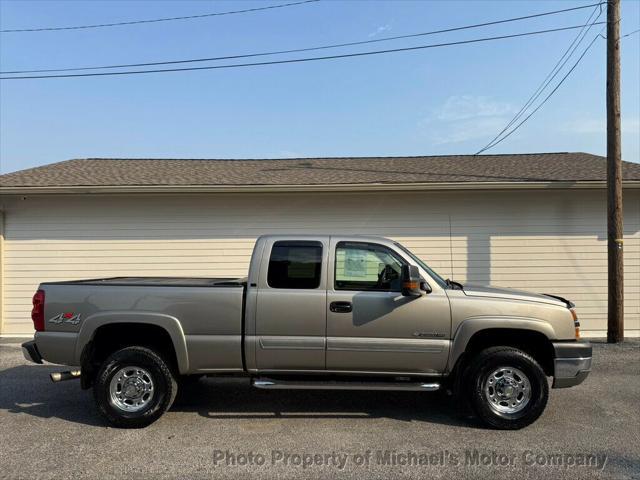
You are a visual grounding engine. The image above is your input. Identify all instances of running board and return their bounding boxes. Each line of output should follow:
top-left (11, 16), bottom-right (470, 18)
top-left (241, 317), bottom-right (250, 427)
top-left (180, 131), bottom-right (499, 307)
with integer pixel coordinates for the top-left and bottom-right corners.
top-left (252, 378), bottom-right (440, 391)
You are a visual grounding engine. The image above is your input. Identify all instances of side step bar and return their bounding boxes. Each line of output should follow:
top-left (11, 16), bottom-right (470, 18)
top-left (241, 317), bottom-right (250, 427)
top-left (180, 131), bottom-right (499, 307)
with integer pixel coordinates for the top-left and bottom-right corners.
top-left (252, 378), bottom-right (440, 392)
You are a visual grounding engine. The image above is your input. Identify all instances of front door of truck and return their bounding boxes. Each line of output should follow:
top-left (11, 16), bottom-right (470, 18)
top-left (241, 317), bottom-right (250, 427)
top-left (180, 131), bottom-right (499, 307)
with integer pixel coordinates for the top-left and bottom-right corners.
top-left (254, 237), bottom-right (328, 371)
top-left (325, 239), bottom-right (451, 374)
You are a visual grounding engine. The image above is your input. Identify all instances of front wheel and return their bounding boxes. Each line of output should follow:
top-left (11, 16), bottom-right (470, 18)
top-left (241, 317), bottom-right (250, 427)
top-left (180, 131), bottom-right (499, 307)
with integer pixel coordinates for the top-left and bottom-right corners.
top-left (93, 346), bottom-right (178, 428)
top-left (467, 347), bottom-right (549, 430)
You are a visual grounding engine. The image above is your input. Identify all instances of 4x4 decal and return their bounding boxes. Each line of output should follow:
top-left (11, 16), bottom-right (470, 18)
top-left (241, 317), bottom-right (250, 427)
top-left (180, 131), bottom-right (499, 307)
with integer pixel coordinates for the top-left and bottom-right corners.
top-left (48, 312), bottom-right (82, 325)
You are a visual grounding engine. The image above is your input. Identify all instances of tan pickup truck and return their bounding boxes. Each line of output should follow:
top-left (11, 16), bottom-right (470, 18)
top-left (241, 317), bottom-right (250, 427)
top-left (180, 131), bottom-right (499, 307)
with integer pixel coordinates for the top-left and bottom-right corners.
top-left (22, 234), bottom-right (591, 429)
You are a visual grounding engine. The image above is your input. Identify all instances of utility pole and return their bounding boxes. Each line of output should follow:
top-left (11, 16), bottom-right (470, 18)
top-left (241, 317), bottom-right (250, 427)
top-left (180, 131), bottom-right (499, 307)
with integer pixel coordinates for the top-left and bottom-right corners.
top-left (607, 0), bottom-right (623, 343)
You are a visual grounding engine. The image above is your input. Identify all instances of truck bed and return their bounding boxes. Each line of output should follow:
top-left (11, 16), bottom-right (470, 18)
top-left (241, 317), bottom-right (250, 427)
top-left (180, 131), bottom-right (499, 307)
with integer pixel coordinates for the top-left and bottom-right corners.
top-left (36, 276), bottom-right (247, 372)
top-left (42, 277), bottom-right (247, 287)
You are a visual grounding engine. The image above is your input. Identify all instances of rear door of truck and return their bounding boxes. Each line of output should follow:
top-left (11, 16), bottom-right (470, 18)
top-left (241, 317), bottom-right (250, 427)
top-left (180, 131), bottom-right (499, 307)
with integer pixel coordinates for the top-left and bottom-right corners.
top-left (252, 236), bottom-right (329, 371)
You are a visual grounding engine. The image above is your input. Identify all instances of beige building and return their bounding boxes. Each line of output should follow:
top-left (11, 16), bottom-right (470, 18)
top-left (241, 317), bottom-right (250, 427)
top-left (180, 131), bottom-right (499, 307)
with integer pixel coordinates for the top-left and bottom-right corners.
top-left (0, 153), bottom-right (639, 337)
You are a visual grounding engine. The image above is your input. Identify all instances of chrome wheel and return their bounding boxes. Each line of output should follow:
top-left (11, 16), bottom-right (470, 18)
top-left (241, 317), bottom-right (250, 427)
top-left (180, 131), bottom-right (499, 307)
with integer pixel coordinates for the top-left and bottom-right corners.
top-left (484, 366), bottom-right (531, 415)
top-left (109, 366), bottom-right (155, 412)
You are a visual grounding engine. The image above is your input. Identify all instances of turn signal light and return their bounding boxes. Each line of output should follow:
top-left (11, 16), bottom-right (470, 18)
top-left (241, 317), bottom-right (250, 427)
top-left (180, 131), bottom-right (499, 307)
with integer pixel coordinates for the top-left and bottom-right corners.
top-left (570, 308), bottom-right (580, 338)
top-left (403, 281), bottom-right (420, 290)
top-left (31, 289), bottom-right (45, 332)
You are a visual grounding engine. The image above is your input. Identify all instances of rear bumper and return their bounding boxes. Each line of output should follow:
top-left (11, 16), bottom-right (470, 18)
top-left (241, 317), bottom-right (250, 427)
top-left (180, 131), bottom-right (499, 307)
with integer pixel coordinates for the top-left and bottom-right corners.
top-left (552, 341), bottom-right (592, 388)
top-left (21, 340), bottom-right (43, 364)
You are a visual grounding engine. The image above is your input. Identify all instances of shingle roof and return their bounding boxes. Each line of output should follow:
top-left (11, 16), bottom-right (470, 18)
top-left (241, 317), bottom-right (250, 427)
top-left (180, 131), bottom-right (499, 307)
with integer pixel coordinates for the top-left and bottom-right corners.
top-left (1, 153), bottom-right (639, 190)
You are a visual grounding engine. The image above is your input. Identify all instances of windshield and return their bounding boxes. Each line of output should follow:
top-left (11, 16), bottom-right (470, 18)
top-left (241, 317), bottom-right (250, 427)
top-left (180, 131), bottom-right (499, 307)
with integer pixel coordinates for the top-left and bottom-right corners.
top-left (394, 242), bottom-right (449, 289)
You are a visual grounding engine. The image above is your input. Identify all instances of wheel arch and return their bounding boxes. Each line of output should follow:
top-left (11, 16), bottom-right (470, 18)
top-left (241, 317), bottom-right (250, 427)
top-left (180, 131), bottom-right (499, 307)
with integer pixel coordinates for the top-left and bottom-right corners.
top-left (76, 312), bottom-right (189, 382)
top-left (448, 319), bottom-right (556, 377)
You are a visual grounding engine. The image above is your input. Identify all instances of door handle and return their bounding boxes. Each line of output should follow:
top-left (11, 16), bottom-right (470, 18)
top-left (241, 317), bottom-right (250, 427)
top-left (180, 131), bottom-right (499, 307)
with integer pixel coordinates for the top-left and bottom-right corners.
top-left (330, 301), bottom-right (353, 313)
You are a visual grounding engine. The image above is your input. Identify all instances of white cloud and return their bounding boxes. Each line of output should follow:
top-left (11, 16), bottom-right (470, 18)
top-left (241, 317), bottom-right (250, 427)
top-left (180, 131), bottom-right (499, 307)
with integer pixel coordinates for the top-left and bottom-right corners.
top-left (561, 117), bottom-right (640, 135)
top-left (368, 24), bottom-right (391, 38)
top-left (435, 95), bottom-right (515, 121)
top-left (422, 95), bottom-right (516, 145)
top-left (430, 117), bottom-right (513, 145)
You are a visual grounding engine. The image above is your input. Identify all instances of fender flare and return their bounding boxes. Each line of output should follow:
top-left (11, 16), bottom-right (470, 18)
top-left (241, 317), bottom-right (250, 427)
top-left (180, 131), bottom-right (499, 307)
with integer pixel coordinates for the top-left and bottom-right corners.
top-left (75, 311), bottom-right (189, 374)
top-left (447, 316), bottom-right (557, 372)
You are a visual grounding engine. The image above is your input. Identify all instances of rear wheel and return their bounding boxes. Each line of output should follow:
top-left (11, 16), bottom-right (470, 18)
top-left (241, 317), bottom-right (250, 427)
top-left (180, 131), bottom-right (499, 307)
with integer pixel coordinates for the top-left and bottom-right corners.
top-left (467, 346), bottom-right (548, 430)
top-left (93, 346), bottom-right (178, 428)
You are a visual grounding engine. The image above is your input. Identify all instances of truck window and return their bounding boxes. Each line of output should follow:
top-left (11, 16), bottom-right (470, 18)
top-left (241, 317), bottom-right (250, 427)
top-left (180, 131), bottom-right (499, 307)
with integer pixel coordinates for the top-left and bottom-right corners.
top-left (267, 241), bottom-right (323, 289)
top-left (335, 242), bottom-right (405, 291)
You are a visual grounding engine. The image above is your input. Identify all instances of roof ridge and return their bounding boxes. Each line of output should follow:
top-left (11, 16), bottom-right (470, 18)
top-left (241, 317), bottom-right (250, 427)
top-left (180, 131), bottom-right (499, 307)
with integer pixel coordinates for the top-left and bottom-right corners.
top-left (76, 152), bottom-right (582, 162)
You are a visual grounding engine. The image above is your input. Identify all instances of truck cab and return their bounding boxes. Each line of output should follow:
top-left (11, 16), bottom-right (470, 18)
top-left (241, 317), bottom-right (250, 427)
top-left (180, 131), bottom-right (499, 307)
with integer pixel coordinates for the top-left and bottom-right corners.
top-left (244, 235), bottom-right (451, 375)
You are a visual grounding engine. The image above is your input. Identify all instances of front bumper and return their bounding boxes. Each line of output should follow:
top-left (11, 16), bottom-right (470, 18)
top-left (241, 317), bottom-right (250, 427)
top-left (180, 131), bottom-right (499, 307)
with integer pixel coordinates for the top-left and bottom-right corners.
top-left (552, 341), bottom-right (592, 388)
top-left (21, 340), bottom-right (43, 364)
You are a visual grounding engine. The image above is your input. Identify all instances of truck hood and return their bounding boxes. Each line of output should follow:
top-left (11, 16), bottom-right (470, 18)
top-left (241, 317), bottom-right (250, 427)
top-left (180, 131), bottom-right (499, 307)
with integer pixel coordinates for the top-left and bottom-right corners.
top-left (462, 284), bottom-right (568, 308)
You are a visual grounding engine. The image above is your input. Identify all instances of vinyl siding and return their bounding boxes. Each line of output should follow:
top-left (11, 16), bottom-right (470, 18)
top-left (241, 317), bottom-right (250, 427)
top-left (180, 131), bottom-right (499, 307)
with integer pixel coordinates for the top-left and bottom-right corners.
top-left (1, 189), bottom-right (638, 336)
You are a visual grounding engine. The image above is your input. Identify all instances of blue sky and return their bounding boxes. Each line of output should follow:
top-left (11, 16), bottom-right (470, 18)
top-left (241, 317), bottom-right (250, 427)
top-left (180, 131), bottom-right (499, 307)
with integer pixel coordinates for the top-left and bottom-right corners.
top-left (0, 0), bottom-right (638, 174)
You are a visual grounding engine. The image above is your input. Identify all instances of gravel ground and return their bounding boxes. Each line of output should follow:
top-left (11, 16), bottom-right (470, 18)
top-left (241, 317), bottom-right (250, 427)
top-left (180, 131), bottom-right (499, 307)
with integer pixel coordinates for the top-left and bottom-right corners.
top-left (0, 338), bottom-right (638, 480)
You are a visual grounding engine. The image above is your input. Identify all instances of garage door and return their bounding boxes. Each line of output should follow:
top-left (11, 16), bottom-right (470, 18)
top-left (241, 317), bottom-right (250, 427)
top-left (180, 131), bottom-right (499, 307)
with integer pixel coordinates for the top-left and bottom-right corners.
top-left (1, 189), bottom-right (638, 336)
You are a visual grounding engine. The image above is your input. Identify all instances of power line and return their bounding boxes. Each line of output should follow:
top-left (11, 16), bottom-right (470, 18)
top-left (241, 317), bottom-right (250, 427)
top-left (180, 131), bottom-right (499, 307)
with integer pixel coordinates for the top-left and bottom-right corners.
top-left (475, 23), bottom-right (639, 154)
top-left (0, 23), bottom-right (606, 80)
top-left (0, 2), bottom-right (604, 75)
top-left (0, 0), bottom-right (319, 33)
top-left (475, 4), bottom-right (603, 154)
top-left (474, 29), bottom-right (603, 154)
top-left (621, 28), bottom-right (639, 38)
top-left (476, 5), bottom-right (601, 154)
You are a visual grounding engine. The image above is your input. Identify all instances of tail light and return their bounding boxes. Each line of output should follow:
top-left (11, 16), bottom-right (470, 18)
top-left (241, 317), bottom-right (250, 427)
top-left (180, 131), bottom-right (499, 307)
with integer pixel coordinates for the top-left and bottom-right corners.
top-left (31, 289), bottom-right (45, 332)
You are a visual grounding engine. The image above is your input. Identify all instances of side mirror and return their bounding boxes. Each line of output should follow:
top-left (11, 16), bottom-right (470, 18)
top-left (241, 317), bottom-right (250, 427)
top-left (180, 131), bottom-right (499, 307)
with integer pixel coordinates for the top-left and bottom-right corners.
top-left (401, 265), bottom-right (423, 297)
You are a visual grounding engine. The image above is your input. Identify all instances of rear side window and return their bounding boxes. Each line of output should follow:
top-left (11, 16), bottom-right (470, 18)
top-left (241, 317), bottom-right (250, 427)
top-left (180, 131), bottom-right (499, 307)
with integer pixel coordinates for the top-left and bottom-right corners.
top-left (267, 241), bottom-right (323, 289)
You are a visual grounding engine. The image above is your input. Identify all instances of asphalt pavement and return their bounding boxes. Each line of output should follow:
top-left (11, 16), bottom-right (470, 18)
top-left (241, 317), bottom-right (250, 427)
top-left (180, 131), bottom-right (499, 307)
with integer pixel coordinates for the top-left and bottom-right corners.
top-left (0, 338), bottom-right (638, 479)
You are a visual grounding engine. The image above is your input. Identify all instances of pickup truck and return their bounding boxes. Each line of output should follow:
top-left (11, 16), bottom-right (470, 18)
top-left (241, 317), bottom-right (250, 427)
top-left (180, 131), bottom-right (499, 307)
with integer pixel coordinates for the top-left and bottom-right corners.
top-left (21, 234), bottom-right (591, 429)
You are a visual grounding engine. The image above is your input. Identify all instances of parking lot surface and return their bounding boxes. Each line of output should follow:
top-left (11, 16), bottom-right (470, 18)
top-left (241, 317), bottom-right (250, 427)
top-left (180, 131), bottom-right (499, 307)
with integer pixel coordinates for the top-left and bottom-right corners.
top-left (0, 338), bottom-right (638, 479)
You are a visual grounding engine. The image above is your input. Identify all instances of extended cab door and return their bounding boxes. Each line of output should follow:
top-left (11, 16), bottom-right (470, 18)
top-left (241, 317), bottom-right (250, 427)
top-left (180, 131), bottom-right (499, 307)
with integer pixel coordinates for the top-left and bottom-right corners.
top-left (253, 237), bottom-right (329, 371)
top-left (326, 238), bottom-right (451, 374)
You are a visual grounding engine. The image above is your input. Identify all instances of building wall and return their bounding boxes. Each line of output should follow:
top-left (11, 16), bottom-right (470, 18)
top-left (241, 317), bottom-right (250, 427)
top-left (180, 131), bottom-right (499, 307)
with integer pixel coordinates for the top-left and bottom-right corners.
top-left (1, 189), bottom-right (638, 336)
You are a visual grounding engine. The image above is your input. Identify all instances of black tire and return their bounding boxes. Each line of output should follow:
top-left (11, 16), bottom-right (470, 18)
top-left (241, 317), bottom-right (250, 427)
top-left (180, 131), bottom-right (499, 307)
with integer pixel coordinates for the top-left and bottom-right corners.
top-left (93, 346), bottom-right (178, 428)
top-left (467, 346), bottom-right (549, 430)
